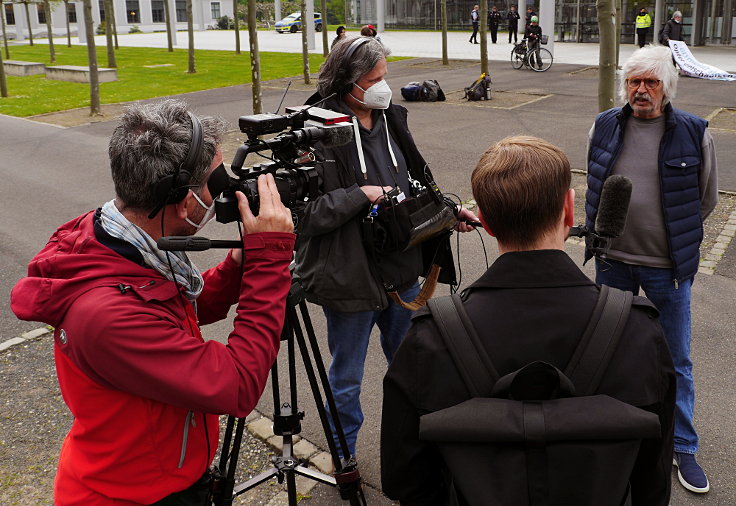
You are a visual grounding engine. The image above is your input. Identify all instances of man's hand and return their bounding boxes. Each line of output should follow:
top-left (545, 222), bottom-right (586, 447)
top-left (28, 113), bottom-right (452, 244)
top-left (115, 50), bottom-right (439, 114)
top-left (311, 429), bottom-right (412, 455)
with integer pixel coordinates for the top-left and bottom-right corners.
top-left (456, 207), bottom-right (481, 233)
top-left (361, 185), bottom-right (394, 204)
top-left (237, 174), bottom-right (294, 235)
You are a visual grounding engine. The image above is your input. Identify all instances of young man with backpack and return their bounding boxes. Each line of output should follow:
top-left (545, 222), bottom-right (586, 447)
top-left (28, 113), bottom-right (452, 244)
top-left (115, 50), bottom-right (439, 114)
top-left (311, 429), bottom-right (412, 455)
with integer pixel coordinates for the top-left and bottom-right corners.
top-left (381, 136), bottom-right (676, 506)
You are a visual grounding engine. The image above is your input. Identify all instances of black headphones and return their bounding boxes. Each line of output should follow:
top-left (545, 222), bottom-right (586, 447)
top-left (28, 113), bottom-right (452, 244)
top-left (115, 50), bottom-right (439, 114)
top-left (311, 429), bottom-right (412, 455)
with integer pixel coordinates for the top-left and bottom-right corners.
top-left (337, 37), bottom-right (373, 95)
top-left (148, 112), bottom-right (203, 219)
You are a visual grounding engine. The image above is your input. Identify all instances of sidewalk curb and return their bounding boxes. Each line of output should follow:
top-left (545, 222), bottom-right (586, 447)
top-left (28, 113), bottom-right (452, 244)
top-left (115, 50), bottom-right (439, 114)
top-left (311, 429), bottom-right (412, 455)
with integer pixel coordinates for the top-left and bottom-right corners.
top-left (0, 326), bottom-right (52, 352)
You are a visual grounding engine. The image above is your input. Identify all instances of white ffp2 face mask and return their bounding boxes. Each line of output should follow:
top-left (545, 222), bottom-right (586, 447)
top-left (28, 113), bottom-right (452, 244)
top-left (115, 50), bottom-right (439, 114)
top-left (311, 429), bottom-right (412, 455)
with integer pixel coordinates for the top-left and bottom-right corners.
top-left (185, 192), bottom-right (216, 231)
top-left (352, 80), bottom-right (392, 109)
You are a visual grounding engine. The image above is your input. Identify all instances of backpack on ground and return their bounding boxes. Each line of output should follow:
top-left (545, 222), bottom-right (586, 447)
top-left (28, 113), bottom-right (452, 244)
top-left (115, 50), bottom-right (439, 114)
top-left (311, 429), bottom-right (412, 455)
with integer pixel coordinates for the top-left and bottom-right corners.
top-left (463, 73), bottom-right (492, 101)
top-left (420, 79), bottom-right (446, 102)
top-left (400, 82), bottom-right (423, 101)
top-left (422, 287), bottom-right (661, 506)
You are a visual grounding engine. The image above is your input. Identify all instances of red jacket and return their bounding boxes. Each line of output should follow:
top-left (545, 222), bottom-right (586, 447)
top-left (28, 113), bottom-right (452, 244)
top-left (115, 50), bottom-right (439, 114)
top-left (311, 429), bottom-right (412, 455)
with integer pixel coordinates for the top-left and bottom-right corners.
top-left (11, 211), bottom-right (295, 504)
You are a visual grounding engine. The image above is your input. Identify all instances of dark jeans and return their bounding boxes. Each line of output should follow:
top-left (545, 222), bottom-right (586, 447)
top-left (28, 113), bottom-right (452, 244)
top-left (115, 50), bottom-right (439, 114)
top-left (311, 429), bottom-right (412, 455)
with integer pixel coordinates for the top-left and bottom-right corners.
top-left (637, 27), bottom-right (649, 48)
top-left (490, 23), bottom-right (499, 43)
top-left (528, 40), bottom-right (541, 67)
top-left (470, 22), bottom-right (479, 42)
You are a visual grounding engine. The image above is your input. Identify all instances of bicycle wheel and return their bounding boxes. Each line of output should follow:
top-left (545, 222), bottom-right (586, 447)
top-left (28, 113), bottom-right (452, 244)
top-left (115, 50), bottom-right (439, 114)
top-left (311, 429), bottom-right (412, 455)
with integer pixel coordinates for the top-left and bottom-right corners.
top-left (510, 48), bottom-right (525, 69)
top-left (530, 48), bottom-right (553, 72)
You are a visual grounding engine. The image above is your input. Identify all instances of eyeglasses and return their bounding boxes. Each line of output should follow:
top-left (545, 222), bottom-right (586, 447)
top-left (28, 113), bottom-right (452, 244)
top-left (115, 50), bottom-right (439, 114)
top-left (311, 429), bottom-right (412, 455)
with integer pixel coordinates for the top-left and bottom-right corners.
top-left (627, 78), bottom-right (661, 90)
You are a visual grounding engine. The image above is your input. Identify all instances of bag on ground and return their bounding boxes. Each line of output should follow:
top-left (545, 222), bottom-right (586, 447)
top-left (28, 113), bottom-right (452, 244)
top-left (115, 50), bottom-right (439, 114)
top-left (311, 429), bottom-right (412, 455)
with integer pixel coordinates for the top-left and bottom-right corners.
top-left (463, 73), bottom-right (492, 101)
top-left (420, 79), bottom-right (446, 102)
top-left (401, 82), bottom-right (423, 101)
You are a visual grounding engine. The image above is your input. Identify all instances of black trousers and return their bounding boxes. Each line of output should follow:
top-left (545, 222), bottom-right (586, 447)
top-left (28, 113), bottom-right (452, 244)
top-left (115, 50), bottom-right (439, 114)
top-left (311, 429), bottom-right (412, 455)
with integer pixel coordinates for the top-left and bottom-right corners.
top-left (509, 24), bottom-right (518, 43)
top-left (490, 23), bottom-right (499, 43)
top-left (470, 22), bottom-right (479, 42)
top-left (636, 27), bottom-right (649, 48)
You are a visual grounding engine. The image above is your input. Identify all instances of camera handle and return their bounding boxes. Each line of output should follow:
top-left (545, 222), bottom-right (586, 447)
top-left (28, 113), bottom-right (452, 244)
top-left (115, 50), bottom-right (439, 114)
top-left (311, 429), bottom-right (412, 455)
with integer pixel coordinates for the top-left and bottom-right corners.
top-left (212, 278), bottom-right (368, 506)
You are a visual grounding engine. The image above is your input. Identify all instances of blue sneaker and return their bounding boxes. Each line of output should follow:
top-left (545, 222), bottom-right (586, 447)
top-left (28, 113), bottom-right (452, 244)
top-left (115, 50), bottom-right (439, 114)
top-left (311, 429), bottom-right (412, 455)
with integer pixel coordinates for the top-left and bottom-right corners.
top-left (673, 452), bottom-right (710, 493)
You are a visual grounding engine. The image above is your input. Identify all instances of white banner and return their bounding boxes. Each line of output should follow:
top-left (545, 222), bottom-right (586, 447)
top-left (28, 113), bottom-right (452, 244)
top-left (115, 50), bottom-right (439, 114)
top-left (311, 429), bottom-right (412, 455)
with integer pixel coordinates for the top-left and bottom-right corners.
top-left (669, 41), bottom-right (736, 81)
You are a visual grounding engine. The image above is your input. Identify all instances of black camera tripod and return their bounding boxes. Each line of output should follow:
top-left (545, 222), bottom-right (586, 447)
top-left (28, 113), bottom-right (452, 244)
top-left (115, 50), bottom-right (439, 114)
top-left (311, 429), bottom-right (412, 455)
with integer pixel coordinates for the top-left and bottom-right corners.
top-left (211, 277), bottom-right (368, 506)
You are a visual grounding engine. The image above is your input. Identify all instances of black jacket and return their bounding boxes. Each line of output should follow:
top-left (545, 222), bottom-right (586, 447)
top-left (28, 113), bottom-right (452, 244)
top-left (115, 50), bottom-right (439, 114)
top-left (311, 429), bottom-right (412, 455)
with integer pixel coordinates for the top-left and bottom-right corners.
top-left (295, 95), bottom-right (430, 312)
top-left (488, 10), bottom-right (502, 26)
top-left (507, 11), bottom-right (520, 27)
top-left (662, 19), bottom-right (683, 42)
top-left (381, 249), bottom-right (675, 506)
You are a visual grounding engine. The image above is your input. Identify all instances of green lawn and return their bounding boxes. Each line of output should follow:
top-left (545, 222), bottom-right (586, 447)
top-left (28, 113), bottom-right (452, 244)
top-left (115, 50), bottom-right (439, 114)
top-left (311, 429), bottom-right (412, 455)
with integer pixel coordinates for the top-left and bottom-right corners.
top-left (0, 45), bottom-right (330, 117)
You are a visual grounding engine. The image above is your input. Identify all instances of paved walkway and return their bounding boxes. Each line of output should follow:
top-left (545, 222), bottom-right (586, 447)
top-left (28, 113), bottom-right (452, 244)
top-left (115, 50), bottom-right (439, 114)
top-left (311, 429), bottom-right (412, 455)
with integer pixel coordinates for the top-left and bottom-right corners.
top-left (41, 29), bottom-right (736, 71)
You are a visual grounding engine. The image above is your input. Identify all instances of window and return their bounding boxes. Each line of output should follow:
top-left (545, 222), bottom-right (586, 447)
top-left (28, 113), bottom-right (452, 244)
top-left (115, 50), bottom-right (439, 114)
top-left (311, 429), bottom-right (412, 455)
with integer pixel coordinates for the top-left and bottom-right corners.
top-left (151, 0), bottom-right (164, 22)
top-left (126, 0), bottom-right (139, 23)
top-left (4, 4), bottom-right (15, 25)
top-left (37, 3), bottom-right (46, 24)
top-left (98, 0), bottom-right (105, 22)
top-left (67, 2), bottom-right (77, 23)
top-left (176, 0), bottom-right (185, 22)
top-left (210, 1), bottom-right (220, 19)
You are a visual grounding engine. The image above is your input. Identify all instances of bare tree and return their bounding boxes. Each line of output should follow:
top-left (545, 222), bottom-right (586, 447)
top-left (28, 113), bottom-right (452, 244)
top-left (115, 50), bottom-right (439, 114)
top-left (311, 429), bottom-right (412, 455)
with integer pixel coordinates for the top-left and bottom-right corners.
top-left (164, 0), bottom-right (174, 51)
top-left (247, 0), bottom-right (262, 113)
top-left (42, 0), bottom-right (55, 62)
top-left (440, 0), bottom-right (447, 65)
top-left (597, 0), bottom-right (616, 111)
top-left (22, 0), bottom-right (34, 46)
top-left (110, 0), bottom-right (118, 48)
top-left (104, 0), bottom-right (116, 67)
top-left (300, 0), bottom-right (309, 84)
top-left (479, 1), bottom-right (488, 75)
top-left (83, 0), bottom-right (101, 116)
top-left (0, 39), bottom-right (8, 97)
top-left (62, 0), bottom-right (71, 47)
top-left (186, 0), bottom-right (195, 73)
top-left (233, 0), bottom-right (240, 54)
top-left (320, 0), bottom-right (327, 56)
top-left (2, 3), bottom-right (10, 58)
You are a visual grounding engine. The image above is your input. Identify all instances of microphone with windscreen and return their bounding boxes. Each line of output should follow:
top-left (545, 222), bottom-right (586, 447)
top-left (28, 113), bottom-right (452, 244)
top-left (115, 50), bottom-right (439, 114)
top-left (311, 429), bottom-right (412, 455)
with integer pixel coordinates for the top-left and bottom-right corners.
top-left (569, 175), bottom-right (632, 258)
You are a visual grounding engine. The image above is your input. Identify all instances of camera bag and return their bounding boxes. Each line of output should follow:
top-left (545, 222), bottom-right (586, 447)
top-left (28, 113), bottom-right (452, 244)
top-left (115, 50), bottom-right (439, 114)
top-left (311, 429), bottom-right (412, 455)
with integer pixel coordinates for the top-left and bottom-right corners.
top-left (421, 288), bottom-right (661, 506)
top-left (420, 79), bottom-right (446, 102)
top-left (464, 73), bottom-right (492, 101)
top-left (401, 82), bottom-right (423, 101)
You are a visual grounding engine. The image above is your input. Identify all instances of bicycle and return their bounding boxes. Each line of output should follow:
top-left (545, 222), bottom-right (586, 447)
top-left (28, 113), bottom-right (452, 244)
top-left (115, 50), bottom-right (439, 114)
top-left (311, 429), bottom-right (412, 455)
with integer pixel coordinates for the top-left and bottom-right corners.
top-left (510, 38), bottom-right (553, 72)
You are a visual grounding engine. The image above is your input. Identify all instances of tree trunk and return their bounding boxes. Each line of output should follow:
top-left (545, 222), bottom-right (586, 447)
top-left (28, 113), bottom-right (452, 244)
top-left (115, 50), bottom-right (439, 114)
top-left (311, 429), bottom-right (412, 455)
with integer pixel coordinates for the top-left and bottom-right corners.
top-left (597, 0), bottom-right (616, 112)
top-left (83, 0), bottom-right (101, 116)
top-left (63, 0), bottom-right (72, 47)
top-left (164, 0), bottom-right (174, 51)
top-left (187, 0), bottom-right (195, 73)
top-left (43, 0), bottom-right (55, 63)
top-left (615, 0), bottom-right (621, 67)
top-left (301, 0), bottom-right (309, 84)
top-left (440, 0), bottom-right (447, 65)
top-left (0, 39), bottom-right (8, 97)
top-left (247, 0), bottom-right (262, 114)
top-left (2, 3), bottom-right (10, 59)
top-left (110, 0), bottom-right (118, 48)
top-left (233, 0), bottom-right (240, 54)
top-left (479, 2), bottom-right (488, 75)
top-left (104, 0), bottom-right (116, 67)
top-left (24, 2), bottom-right (33, 46)
top-left (320, 0), bottom-right (327, 55)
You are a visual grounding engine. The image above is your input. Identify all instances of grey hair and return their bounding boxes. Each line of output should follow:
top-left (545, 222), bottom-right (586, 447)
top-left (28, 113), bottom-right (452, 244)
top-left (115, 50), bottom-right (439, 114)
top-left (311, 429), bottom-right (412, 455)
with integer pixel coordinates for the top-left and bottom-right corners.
top-left (316, 37), bottom-right (391, 98)
top-left (108, 99), bottom-right (228, 212)
top-left (619, 45), bottom-right (678, 106)
top-left (672, 10), bottom-right (682, 18)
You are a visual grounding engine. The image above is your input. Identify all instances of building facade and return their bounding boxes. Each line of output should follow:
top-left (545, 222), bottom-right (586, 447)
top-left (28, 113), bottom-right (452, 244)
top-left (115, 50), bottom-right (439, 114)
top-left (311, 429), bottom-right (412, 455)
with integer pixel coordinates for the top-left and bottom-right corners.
top-left (2, 0), bottom-right (234, 40)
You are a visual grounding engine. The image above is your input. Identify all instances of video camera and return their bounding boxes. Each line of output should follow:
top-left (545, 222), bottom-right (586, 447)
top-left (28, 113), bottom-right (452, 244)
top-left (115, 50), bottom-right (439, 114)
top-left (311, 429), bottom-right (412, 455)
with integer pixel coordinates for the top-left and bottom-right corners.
top-left (208, 105), bottom-right (354, 223)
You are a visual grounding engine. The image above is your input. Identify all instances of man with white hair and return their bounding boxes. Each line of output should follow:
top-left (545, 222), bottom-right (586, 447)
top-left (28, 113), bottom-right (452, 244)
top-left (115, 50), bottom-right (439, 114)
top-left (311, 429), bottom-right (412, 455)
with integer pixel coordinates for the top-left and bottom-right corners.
top-left (661, 10), bottom-right (684, 44)
top-left (585, 44), bottom-right (718, 494)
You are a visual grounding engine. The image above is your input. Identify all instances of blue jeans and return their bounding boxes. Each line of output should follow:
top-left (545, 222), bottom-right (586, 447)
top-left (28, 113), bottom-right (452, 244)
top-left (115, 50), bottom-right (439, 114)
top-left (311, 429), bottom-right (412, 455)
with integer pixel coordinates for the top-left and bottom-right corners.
top-left (595, 259), bottom-right (698, 454)
top-left (323, 282), bottom-right (420, 457)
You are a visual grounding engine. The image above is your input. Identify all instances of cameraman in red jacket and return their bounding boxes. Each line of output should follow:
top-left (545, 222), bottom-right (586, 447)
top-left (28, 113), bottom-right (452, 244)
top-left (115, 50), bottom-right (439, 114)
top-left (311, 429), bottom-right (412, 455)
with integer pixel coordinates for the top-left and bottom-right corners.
top-left (11, 100), bottom-right (295, 504)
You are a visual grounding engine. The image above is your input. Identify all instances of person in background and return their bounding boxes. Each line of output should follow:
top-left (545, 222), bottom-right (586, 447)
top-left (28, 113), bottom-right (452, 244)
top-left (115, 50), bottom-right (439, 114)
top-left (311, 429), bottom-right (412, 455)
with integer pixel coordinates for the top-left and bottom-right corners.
top-left (507, 5), bottom-right (521, 44)
top-left (662, 10), bottom-right (684, 44)
top-left (470, 5), bottom-right (480, 44)
top-left (636, 7), bottom-right (652, 48)
top-left (332, 25), bottom-right (347, 49)
top-left (488, 5), bottom-right (502, 44)
top-left (524, 15), bottom-right (543, 69)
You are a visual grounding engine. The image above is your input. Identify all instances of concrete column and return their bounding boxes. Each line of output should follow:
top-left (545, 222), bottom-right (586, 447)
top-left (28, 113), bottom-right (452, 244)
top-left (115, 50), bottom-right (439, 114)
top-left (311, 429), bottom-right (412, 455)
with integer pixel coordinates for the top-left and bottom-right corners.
top-left (691, 0), bottom-right (703, 45)
top-left (723, 0), bottom-right (733, 44)
top-left (167, 0), bottom-right (177, 44)
top-left (377, 0), bottom-right (384, 32)
top-left (75, 1), bottom-right (84, 42)
top-left (518, 0), bottom-right (526, 32)
top-left (139, 0), bottom-right (154, 27)
top-left (306, 0), bottom-right (314, 50)
top-left (14, 3), bottom-right (25, 41)
top-left (540, 0), bottom-right (553, 55)
top-left (274, 0), bottom-right (281, 24)
top-left (653, 0), bottom-right (663, 44)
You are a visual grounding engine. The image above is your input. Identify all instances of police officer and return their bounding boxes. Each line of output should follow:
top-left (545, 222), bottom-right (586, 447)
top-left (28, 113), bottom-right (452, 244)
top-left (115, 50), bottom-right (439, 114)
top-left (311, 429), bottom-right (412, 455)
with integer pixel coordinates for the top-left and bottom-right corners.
top-left (488, 5), bottom-right (502, 44)
top-left (636, 8), bottom-right (652, 48)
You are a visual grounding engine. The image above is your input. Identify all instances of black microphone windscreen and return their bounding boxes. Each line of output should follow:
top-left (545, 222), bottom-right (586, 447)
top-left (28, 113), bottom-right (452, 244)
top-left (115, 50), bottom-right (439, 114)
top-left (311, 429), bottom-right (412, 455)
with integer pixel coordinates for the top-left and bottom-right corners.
top-left (595, 175), bottom-right (632, 238)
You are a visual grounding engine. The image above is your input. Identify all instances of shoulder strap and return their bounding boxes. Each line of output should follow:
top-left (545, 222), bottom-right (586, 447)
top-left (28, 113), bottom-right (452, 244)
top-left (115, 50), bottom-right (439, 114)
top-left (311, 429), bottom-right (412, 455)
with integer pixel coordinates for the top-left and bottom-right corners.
top-left (427, 294), bottom-right (499, 397)
top-left (564, 285), bottom-right (633, 395)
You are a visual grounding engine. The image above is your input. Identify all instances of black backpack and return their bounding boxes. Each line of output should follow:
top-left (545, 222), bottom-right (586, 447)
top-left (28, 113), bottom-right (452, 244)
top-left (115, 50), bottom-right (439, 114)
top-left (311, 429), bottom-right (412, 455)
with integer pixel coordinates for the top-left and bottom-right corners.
top-left (401, 80), bottom-right (446, 102)
top-left (422, 287), bottom-right (661, 506)
top-left (463, 73), bottom-right (492, 101)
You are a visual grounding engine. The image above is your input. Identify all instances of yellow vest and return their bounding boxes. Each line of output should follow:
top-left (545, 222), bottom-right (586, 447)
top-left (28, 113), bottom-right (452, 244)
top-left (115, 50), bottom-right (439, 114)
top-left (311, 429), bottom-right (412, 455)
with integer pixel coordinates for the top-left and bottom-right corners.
top-left (636, 14), bottom-right (652, 29)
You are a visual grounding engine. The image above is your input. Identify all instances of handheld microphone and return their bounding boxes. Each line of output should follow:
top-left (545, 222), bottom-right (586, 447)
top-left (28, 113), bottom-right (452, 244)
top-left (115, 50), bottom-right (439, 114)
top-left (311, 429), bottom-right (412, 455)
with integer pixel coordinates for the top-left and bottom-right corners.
top-left (157, 236), bottom-right (242, 251)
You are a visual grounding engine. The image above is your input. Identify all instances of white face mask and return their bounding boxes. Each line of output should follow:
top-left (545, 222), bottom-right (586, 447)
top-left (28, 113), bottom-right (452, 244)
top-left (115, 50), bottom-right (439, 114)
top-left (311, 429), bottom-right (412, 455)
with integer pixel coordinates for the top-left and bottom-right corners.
top-left (185, 192), bottom-right (216, 231)
top-left (352, 80), bottom-right (392, 110)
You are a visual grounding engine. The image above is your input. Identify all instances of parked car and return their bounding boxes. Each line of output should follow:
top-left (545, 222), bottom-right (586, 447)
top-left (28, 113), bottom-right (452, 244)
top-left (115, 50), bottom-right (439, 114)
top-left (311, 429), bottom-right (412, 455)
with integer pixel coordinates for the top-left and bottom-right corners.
top-left (275, 12), bottom-right (323, 33)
